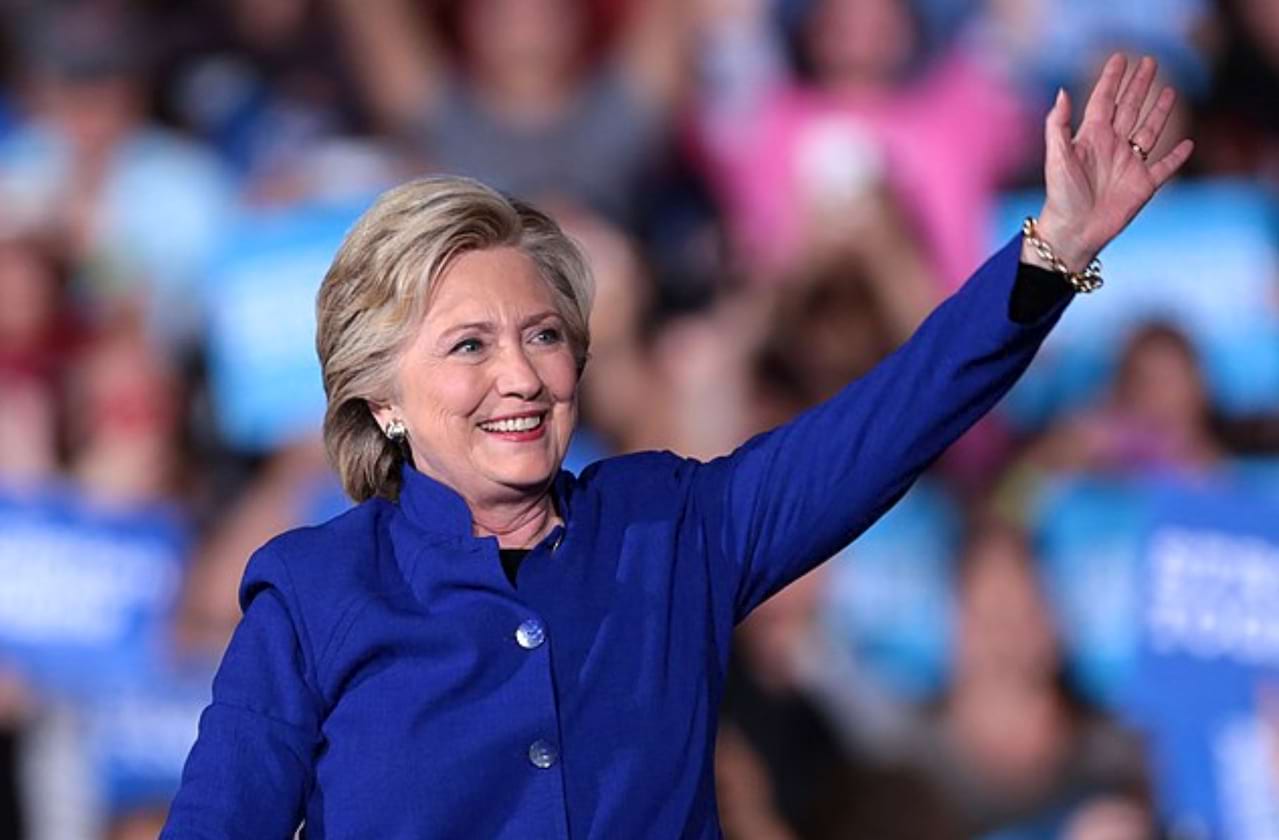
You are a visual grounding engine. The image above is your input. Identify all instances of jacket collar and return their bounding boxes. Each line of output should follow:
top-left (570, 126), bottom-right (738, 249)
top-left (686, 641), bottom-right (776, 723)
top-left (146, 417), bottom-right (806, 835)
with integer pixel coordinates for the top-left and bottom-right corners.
top-left (396, 462), bottom-right (576, 540)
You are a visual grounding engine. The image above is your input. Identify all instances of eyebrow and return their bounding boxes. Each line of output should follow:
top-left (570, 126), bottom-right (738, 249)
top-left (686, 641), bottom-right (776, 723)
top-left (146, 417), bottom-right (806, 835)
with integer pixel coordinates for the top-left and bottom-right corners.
top-left (437, 311), bottom-right (562, 340)
top-left (521, 310), bottom-right (563, 329)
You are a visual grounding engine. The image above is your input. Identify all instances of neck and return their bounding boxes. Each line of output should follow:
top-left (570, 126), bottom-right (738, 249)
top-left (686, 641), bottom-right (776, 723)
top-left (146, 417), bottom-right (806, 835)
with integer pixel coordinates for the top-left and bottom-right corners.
top-left (471, 490), bottom-right (560, 549)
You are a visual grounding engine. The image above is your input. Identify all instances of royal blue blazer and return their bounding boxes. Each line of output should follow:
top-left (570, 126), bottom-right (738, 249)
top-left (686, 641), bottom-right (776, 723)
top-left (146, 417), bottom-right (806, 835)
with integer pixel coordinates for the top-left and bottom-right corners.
top-left (162, 235), bottom-right (1070, 838)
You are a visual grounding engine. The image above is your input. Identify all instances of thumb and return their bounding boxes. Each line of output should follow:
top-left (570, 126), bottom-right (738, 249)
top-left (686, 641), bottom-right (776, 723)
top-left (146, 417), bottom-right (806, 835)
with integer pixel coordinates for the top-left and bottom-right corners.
top-left (1044, 88), bottom-right (1073, 158)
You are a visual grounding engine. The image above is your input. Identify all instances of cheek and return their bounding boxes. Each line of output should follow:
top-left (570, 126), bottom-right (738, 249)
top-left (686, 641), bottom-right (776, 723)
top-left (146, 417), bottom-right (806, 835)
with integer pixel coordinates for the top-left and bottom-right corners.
top-left (404, 365), bottom-right (487, 430)
top-left (542, 350), bottom-right (580, 404)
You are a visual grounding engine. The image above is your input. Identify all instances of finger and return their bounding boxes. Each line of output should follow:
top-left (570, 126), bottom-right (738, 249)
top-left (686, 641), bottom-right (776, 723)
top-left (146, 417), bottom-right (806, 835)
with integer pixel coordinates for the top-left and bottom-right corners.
top-left (1149, 138), bottom-right (1194, 188)
top-left (1082, 53), bottom-right (1127, 128)
top-left (1113, 55), bottom-right (1157, 137)
top-left (1045, 87), bottom-right (1073, 153)
top-left (1129, 86), bottom-right (1176, 160)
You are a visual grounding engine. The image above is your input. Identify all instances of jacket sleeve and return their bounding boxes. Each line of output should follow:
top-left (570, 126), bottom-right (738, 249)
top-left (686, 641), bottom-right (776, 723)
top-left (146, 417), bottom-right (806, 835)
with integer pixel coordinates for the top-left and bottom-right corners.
top-left (161, 545), bottom-right (323, 838)
top-left (691, 234), bottom-right (1070, 622)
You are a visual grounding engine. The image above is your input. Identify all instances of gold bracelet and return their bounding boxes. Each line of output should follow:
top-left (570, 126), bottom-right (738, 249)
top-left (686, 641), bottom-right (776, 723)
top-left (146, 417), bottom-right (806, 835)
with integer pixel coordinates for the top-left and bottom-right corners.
top-left (1021, 217), bottom-right (1104, 293)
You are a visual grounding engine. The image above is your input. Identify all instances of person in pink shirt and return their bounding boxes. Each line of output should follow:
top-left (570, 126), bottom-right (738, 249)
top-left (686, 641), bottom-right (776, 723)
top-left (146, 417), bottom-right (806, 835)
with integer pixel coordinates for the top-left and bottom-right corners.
top-left (695, 0), bottom-right (1033, 289)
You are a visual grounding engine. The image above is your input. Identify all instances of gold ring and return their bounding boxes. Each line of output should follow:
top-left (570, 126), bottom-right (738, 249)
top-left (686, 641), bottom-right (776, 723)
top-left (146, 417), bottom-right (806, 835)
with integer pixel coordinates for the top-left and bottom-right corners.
top-left (1129, 139), bottom-right (1150, 162)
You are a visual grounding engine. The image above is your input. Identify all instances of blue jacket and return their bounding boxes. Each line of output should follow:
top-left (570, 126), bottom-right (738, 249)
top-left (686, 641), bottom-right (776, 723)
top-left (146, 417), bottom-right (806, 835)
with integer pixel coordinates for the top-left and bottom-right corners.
top-left (162, 235), bottom-right (1069, 838)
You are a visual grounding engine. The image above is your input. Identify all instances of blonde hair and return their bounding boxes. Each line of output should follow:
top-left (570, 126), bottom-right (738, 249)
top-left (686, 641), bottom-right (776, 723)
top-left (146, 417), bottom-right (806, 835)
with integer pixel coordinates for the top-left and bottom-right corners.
top-left (316, 176), bottom-right (594, 502)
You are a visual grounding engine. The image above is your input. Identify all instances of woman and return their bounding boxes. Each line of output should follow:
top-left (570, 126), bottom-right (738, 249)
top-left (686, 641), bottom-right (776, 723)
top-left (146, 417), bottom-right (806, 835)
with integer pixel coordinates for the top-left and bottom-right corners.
top-left (329, 0), bottom-right (686, 226)
top-left (162, 54), bottom-right (1191, 838)
top-left (693, 0), bottom-right (1033, 287)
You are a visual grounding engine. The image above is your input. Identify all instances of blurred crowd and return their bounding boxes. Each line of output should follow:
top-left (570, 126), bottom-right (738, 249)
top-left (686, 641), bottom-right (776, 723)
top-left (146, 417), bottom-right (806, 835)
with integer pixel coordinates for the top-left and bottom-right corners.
top-left (0, 0), bottom-right (1277, 838)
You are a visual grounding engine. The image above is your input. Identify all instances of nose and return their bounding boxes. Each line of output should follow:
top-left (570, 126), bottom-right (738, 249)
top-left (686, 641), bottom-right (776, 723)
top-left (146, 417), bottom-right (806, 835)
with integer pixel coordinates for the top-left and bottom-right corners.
top-left (494, 342), bottom-right (545, 400)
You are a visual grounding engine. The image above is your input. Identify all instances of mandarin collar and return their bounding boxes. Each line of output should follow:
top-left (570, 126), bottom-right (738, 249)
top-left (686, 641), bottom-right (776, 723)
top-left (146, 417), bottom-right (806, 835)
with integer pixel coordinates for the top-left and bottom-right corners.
top-left (396, 463), bottom-right (576, 539)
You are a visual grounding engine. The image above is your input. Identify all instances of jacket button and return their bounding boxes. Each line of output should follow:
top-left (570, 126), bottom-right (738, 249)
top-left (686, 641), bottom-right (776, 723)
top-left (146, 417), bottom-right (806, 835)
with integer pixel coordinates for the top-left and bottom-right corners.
top-left (528, 739), bottom-right (558, 769)
top-left (515, 618), bottom-right (546, 650)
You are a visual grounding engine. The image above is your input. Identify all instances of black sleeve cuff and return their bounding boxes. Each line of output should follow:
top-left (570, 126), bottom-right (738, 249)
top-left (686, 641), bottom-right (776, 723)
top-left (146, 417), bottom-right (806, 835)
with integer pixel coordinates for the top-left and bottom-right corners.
top-left (1009, 261), bottom-right (1074, 324)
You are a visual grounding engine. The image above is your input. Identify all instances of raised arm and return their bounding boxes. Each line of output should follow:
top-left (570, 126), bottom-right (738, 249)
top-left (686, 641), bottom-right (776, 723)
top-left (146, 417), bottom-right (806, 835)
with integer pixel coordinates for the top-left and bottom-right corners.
top-left (614, 0), bottom-right (697, 112)
top-left (329, 0), bottom-right (447, 134)
top-left (692, 54), bottom-right (1193, 621)
top-left (162, 548), bottom-right (322, 838)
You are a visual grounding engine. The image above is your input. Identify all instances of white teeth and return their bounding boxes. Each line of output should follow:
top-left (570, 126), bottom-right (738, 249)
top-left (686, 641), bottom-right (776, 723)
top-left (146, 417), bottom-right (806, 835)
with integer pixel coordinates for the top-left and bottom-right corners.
top-left (481, 415), bottom-right (543, 433)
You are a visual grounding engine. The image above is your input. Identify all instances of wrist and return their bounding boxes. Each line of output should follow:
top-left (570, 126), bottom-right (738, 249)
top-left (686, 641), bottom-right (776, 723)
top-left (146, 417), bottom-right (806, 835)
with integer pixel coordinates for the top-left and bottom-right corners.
top-left (1030, 211), bottom-right (1094, 273)
top-left (1020, 216), bottom-right (1105, 294)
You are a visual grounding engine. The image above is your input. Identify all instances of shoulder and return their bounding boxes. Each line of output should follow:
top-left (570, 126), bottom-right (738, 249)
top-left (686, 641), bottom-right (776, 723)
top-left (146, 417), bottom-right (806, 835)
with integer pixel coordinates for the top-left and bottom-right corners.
top-left (577, 448), bottom-right (694, 483)
top-left (571, 450), bottom-right (701, 517)
top-left (240, 499), bottom-right (396, 634)
top-left (252, 500), bottom-right (391, 570)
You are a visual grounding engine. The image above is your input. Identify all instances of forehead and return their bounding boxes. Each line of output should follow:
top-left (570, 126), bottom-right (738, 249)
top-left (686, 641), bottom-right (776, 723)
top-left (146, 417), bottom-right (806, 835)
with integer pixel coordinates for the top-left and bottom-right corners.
top-left (425, 247), bottom-right (559, 324)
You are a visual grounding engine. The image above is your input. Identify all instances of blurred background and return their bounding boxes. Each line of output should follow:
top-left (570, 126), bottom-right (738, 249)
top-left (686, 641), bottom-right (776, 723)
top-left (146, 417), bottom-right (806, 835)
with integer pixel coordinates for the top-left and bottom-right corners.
top-left (0, 0), bottom-right (1277, 837)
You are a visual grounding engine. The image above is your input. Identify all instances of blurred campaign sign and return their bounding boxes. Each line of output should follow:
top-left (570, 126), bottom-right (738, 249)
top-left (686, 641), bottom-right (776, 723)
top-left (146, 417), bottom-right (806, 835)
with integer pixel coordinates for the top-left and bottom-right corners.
top-left (203, 197), bottom-right (372, 451)
top-left (1034, 477), bottom-right (1152, 711)
top-left (820, 479), bottom-right (960, 702)
top-left (1129, 485), bottom-right (1279, 840)
top-left (993, 180), bottom-right (1279, 427)
top-left (0, 483), bottom-right (190, 696)
top-left (1019, 0), bottom-right (1211, 93)
top-left (84, 654), bottom-right (216, 816)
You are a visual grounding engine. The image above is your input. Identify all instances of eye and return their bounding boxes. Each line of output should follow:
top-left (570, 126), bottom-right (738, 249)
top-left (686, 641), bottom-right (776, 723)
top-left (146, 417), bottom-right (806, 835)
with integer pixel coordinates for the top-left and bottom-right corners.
top-left (531, 327), bottom-right (563, 345)
top-left (450, 337), bottom-right (484, 355)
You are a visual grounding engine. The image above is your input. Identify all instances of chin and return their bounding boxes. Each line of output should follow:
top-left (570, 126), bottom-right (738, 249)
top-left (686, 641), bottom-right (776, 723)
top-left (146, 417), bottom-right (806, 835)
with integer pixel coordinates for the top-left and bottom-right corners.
top-left (487, 459), bottom-right (559, 490)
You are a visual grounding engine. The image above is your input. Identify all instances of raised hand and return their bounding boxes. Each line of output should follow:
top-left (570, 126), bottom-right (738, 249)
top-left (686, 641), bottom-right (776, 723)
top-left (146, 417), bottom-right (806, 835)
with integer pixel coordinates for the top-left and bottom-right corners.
top-left (1032, 54), bottom-right (1194, 273)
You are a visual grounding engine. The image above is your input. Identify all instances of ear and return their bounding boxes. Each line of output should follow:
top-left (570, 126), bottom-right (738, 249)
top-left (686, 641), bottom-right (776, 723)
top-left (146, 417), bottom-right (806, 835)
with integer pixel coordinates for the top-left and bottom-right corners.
top-left (367, 398), bottom-right (397, 434)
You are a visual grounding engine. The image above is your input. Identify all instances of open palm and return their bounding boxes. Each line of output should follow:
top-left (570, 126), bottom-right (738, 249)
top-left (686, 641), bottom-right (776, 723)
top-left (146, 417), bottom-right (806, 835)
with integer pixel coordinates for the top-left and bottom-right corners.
top-left (1035, 54), bottom-right (1195, 272)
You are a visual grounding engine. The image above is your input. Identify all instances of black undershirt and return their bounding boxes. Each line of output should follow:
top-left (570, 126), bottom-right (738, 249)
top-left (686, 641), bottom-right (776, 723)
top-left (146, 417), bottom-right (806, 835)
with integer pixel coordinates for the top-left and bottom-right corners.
top-left (500, 549), bottom-right (530, 586)
top-left (492, 264), bottom-right (1067, 588)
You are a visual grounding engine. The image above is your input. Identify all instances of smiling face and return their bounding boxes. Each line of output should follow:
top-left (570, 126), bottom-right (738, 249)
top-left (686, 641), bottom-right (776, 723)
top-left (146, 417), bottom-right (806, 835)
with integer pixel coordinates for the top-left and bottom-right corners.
top-left (374, 247), bottom-right (579, 509)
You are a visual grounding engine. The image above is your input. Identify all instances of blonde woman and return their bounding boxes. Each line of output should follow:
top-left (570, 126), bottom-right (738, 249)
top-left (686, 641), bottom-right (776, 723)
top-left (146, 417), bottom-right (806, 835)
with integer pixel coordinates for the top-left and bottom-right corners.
top-left (163, 55), bottom-right (1190, 838)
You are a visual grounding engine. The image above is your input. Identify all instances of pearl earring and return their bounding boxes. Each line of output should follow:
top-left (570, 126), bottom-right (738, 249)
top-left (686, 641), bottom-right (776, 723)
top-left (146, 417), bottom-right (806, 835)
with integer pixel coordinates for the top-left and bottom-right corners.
top-left (385, 419), bottom-right (407, 442)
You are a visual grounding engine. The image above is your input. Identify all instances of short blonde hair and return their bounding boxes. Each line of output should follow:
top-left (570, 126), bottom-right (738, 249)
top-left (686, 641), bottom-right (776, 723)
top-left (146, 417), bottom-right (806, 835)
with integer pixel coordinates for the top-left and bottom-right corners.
top-left (316, 176), bottom-right (594, 502)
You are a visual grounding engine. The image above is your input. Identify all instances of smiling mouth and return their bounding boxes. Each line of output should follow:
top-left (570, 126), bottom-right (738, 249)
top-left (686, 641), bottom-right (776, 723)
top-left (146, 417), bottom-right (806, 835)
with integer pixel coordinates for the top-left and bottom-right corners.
top-left (478, 413), bottom-right (545, 434)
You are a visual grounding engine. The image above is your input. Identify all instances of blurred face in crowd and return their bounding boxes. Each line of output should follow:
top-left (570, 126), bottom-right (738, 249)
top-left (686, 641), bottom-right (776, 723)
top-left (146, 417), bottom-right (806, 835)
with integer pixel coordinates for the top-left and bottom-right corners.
top-left (955, 526), bottom-right (1058, 683)
top-left (231, 0), bottom-right (309, 49)
top-left (1239, 0), bottom-right (1279, 63)
top-left (461, 0), bottom-right (585, 86)
top-left (805, 0), bottom-right (917, 87)
top-left (761, 266), bottom-right (892, 408)
top-left (0, 376), bottom-right (58, 482)
top-left (1061, 796), bottom-right (1154, 840)
top-left (38, 74), bottom-right (141, 156)
top-left (376, 247), bottom-right (579, 508)
top-left (0, 240), bottom-right (58, 351)
top-left (950, 525), bottom-right (1068, 792)
top-left (566, 212), bottom-right (650, 445)
top-left (793, 272), bottom-right (890, 401)
top-left (72, 333), bottom-right (181, 452)
top-left (1114, 328), bottom-right (1207, 433)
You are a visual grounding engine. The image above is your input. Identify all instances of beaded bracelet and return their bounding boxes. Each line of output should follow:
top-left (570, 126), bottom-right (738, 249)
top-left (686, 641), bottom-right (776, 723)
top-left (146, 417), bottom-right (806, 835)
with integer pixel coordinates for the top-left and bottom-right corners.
top-left (1021, 217), bottom-right (1104, 293)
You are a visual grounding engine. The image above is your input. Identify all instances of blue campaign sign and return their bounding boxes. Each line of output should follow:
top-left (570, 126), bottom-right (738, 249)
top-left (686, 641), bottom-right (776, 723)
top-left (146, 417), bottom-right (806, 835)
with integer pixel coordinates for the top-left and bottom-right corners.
top-left (820, 479), bottom-right (961, 702)
top-left (1129, 485), bottom-right (1279, 839)
top-left (84, 652), bottom-right (217, 815)
top-left (203, 196), bottom-right (375, 452)
top-left (0, 483), bottom-right (191, 697)
top-left (992, 180), bottom-right (1279, 428)
top-left (1033, 477), bottom-right (1153, 711)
